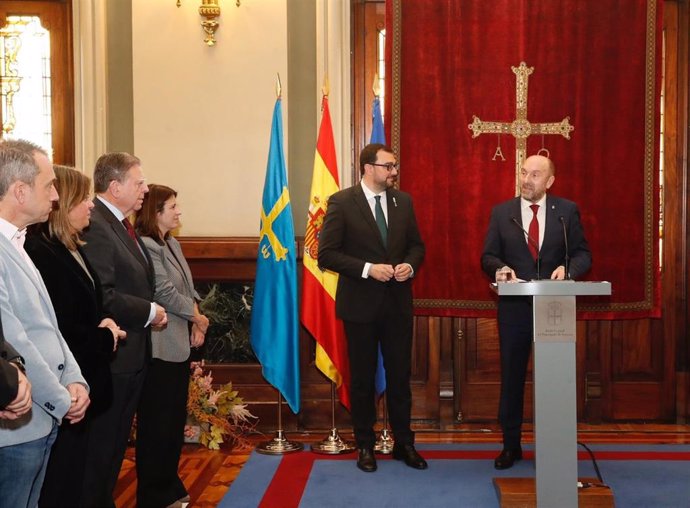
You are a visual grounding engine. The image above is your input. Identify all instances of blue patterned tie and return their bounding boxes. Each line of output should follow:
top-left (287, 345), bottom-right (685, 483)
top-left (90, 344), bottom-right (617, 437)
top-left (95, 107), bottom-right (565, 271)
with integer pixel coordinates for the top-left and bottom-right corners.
top-left (374, 195), bottom-right (387, 246)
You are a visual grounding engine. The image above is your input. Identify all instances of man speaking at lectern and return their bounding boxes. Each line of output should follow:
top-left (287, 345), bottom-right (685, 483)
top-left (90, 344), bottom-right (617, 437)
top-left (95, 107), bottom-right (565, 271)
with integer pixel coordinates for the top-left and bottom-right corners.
top-left (481, 154), bottom-right (591, 470)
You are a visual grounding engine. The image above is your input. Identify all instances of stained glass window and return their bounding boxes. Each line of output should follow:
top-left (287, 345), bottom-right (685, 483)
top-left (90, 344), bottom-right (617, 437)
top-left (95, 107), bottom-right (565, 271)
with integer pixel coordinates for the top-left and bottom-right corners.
top-left (0, 16), bottom-right (52, 153)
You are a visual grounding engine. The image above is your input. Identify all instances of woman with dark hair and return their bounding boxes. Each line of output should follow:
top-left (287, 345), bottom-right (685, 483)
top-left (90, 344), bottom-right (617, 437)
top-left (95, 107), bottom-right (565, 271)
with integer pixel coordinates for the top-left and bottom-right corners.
top-left (25, 165), bottom-right (126, 507)
top-left (135, 184), bottom-right (209, 508)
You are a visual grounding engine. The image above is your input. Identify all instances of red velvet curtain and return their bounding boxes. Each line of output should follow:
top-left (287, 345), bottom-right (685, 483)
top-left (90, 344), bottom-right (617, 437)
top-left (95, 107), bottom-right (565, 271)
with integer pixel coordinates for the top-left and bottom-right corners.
top-left (386, 0), bottom-right (662, 319)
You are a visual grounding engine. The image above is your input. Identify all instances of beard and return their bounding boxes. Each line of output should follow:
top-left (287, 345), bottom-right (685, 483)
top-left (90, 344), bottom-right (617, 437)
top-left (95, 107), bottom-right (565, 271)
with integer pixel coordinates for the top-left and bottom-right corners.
top-left (520, 184), bottom-right (544, 202)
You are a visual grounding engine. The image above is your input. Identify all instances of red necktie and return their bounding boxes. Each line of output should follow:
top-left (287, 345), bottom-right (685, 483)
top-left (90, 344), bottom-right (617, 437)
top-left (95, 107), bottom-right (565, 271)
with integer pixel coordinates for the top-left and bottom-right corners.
top-left (528, 204), bottom-right (539, 260)
top-left (122, 218), bottom-right (137, 242)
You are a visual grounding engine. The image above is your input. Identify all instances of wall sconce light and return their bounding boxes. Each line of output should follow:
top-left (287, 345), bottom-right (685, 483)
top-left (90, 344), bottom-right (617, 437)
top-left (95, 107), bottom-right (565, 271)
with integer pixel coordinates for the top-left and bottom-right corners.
top-left (176, 0), bottom-right (242, 47)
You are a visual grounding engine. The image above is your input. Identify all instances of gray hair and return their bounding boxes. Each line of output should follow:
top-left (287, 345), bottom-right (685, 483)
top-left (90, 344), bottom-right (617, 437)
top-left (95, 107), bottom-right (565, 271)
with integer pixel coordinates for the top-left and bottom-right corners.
top-left (93, 152), bottom-right (141, 193)
top-left (0, 139), bottom-right (48, 198)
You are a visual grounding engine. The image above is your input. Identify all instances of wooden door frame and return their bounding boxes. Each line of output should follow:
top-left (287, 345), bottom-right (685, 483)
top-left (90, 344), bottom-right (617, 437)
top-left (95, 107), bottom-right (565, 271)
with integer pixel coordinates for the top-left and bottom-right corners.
top-left (661, 0), bottom-right (689, 422)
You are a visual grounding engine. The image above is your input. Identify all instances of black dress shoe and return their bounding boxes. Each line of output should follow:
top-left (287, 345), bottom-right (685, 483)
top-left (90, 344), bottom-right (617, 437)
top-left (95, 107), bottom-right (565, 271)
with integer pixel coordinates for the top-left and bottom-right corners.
top-left (357, 448), bottom-right (377, 472)
top-left (392, 444), bottom-right (428, 470)
top-left (494, 448), bottom-right (523, 470)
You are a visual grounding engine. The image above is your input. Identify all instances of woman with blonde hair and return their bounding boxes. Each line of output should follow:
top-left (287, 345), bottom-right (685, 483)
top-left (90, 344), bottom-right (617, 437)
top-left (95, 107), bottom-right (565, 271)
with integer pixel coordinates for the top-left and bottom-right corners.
top-left (26, 165), bottom-right (126, 508)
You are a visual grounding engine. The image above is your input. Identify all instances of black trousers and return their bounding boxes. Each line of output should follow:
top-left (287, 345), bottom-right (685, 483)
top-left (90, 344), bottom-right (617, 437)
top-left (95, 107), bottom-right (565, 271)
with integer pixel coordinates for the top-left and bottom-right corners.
top-left (344, 296), bottom-right (414, 449)
top-left (136, 358), bottom-right (190, 508)
top-left (38, 413), bottom-right (90, 507)
top-left (81, 367), bottom-right (147, 508)
top-left (497, 297), bottom-right (533, 450)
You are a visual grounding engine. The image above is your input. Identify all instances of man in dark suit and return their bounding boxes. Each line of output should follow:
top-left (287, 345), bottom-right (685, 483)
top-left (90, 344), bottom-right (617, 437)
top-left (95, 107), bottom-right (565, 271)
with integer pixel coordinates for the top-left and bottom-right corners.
top-left (80, 152), bottom-right (167, 506)
top-left (0, 315), bottom-right (32, 420)
top-left (481, 154), bottom-right (592, 470)
top-left (319, 143), bottom-right (426, 473)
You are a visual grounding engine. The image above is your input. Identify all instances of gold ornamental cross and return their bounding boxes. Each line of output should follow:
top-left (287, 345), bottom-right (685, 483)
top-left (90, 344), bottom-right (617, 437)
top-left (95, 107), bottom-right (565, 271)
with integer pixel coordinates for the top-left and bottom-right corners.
top-left (468, 62), bottom-right (574, 194)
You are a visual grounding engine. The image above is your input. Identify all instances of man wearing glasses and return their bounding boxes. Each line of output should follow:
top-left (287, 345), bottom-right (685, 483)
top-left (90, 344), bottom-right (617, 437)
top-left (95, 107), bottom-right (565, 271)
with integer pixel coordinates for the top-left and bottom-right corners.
top-left (319, 143), bottom-right (426, 473)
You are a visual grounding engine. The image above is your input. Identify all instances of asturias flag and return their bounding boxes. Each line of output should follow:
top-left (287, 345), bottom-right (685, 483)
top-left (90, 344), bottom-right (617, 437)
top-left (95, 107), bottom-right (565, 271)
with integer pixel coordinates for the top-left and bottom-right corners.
top-left (371, 95), bottom-right (387, 396)
top-left (301, 95), bottom-right (350, 410)
top-left (250, 97), bottom-right (300, 413)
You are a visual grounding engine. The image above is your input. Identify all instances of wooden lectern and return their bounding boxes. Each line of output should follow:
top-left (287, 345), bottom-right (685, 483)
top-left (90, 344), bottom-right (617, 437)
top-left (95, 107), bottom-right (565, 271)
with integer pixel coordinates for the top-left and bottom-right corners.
top-left (492, 280), bottom-right (612, 508)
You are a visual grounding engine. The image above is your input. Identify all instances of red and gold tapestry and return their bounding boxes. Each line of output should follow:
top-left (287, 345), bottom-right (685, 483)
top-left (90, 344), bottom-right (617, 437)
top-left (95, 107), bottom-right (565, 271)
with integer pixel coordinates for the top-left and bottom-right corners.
top-left (386, 0), bottom-right (662, 319)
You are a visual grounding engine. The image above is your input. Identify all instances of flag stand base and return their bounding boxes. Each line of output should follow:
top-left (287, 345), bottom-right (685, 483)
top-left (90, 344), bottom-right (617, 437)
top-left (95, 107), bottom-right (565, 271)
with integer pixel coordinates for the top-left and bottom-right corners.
top-left (256, 429), bottom-right (304, 455)
top-left (311, 428), bottom-right (356, 455)
top-left (374, 396), bottom-right (394, 454)
top-left (374, 427), bottom-right (394, 454)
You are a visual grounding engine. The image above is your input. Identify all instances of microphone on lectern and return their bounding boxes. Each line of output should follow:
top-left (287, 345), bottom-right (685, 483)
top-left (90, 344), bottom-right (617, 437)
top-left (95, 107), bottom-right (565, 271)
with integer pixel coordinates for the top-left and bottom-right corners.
top-left (559, 216), bottom-right (570, 280)
top-left (511, 217), bottom-right (541, 280)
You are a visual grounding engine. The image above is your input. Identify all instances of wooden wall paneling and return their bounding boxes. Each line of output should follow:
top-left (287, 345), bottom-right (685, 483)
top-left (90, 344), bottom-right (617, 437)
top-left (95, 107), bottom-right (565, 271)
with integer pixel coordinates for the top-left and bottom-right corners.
top-left (410, 316), bottom-right (432, 423)
top-left (664, 0), bottom-right (689, 422)
top-left (180, 237), bottom-right (259, 282)
top-left (456, 318), bottom-right (505, 423)
top-left (424, 317), bottom-right (441, 424)
top-left (584, 321), bottom-right (606, 422)
top-left (609, 320), bottom-right (665, 420)
top-left (663, 0), bottom-right (683, 423)
top-left (681, 0), bottom-right (690, 422)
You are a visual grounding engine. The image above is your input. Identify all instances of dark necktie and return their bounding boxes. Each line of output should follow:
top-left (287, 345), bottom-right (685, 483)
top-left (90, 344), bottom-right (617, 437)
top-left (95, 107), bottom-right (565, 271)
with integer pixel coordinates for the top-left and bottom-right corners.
top-left (528, 204), bottom-right (539, 260)
top-left (374, 195), bottom-right (387, 246)
top-left (122, 217), bottom-right (137, 242)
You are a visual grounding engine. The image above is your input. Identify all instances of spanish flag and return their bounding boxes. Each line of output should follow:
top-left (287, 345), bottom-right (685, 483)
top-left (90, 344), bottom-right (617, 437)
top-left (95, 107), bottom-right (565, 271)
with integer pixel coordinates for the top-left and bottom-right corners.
top-left (301, 95), bottom-right (350, 409)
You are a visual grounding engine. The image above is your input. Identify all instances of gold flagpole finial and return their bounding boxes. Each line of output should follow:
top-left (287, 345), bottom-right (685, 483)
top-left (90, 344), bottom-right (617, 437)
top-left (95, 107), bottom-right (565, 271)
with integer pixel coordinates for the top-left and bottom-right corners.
top-left (322, 74), bottom-right (330, 97)
top-left (275, 73), bottom-right (282, 99)
top-left (372, 72), bottom-right (381, 97)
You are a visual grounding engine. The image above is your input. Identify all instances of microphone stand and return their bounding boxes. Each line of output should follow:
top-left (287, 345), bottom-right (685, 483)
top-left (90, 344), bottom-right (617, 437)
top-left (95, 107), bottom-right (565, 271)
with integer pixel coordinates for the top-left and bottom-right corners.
top-left (559, 216), bottom-right (570, 279)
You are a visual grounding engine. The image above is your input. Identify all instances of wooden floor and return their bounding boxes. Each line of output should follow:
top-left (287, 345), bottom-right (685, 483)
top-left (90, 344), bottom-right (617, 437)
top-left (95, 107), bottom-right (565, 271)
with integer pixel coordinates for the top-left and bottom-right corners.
top-left (114, 423), bottom-right (690, 508)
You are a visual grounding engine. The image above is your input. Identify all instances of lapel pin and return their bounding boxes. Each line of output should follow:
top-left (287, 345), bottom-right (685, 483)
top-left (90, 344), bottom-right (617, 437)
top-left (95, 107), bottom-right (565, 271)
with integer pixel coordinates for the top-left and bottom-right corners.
top-left (393, 197), bottom-right (398, 207)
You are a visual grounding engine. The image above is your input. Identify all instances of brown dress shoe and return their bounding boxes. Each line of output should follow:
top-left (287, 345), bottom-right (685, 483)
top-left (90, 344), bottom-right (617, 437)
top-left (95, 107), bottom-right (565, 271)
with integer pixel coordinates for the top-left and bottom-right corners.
top-left (392, 444), bottom-right (428, 470)
top-left (494, 448), bottom-right (523, 470)
top-left (357, 447), bottom-right (377, 472)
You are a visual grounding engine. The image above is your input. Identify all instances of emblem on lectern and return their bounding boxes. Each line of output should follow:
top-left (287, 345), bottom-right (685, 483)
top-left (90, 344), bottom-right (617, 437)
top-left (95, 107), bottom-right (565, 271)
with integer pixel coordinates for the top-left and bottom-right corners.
top-left (547, 301), bottom-right (563, 326)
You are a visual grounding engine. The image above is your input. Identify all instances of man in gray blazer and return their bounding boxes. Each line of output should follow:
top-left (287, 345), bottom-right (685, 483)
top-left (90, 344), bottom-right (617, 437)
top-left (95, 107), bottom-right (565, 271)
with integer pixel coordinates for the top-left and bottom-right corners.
top-left (80, 152), bottom-right (167, 507)
top-left (0, 139), bottom-right (90, 507)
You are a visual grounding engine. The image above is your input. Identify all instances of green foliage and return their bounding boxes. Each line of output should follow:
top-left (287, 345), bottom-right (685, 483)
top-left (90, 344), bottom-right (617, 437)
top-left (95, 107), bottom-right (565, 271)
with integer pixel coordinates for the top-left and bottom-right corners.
top-left (197, 283), bottom-right (257, 364)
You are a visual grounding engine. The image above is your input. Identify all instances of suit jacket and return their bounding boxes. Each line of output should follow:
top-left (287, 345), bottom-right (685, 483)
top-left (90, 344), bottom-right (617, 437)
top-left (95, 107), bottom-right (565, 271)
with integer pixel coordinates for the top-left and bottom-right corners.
top-left (81, 198), bottom-right (155, 374)
top-left (481, 195), bottom-right (592, 282)
top-left (318, 184), bottom-right (425, 323)
top-left (0, 235), bottom-right (86, 446)
top-left (140, 236), bottom-right (199, 363)
top-left (0, 313), bottom-right (21, 409)
top-left (25, 234), bottom-right (115, 413)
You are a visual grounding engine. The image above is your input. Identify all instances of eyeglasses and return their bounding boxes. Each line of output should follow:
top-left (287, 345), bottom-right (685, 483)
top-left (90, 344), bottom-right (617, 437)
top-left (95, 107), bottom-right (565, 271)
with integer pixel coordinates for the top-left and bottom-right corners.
top-left (370, 162), bottom-right (399, 171)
